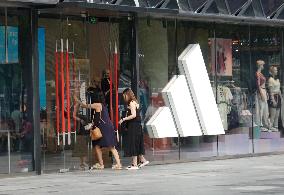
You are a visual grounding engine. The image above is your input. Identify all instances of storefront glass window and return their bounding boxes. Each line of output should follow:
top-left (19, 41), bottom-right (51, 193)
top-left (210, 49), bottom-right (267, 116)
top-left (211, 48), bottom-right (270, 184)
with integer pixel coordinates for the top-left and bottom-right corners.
top-left (250, 26), bottom-right (284, 153)
top-left (139, 18), bottom-right (179, 162)
top-left (214, 24), bottom-right (253, 156)
top-left (176, 21), bottom-right (218, 160)
top-left (39, 11), bottom-right (135, 172)
top-left (0, 8), bottom-right (34, 174)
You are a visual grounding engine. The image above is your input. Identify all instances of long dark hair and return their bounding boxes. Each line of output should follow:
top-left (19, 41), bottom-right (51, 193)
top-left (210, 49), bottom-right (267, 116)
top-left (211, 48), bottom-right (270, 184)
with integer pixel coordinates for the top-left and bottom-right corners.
top-left (90, 89), bottom-right (105, 105)
top-left (122, 88), bottom-right (138, 105)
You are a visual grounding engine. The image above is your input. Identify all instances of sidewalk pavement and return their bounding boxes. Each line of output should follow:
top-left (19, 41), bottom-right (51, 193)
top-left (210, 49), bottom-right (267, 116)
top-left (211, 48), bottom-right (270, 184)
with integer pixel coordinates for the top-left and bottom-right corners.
top-left (1, 154), bottom-right (284, 194)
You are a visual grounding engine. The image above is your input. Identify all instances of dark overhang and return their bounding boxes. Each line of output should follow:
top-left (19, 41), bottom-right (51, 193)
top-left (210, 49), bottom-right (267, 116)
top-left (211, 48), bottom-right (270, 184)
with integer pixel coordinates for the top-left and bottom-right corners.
top-left (16, 0), bottom-right (284, 27)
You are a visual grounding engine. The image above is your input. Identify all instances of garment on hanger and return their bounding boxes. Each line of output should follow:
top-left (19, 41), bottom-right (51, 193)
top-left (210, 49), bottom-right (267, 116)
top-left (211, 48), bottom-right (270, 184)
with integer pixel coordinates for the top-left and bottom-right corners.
top-left (215, 85), bottom-right (233, 130)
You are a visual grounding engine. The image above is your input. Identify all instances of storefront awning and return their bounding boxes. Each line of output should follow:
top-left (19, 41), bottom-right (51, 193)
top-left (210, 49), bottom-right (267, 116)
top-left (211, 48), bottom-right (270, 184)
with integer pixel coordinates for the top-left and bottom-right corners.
top-left (59, 0), bottom-right (284, 21)
top-left (5, 0), bottom-right (59, 4)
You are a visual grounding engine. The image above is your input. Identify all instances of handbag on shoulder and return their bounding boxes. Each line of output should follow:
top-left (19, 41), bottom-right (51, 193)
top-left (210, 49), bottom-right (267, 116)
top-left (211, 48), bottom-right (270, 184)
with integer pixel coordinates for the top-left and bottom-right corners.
top-left (89, 110), bottom-right (105, 141)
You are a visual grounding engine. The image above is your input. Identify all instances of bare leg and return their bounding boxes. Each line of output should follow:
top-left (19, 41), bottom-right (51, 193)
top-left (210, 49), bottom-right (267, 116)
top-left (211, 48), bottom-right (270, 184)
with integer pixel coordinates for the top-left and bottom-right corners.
top-left (109, 147), bottom-right (121, 166)
top-left (95, 145), bottom-right (104, 166)
top-left (80, 157), bottom-right (83, 165)
top-left (83, 156), bottom-right (87, 164)
top-left (132, 156), bottom-right (138, 166)
top-left (139, 155), bottom-right (147, 163)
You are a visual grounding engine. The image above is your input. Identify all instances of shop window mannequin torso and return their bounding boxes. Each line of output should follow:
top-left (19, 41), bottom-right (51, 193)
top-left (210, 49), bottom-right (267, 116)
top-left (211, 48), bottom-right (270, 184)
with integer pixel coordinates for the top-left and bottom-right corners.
top-left (255, 60), bottom-right (271, 131)
top-left (268, 66), bottom-right (282, 131)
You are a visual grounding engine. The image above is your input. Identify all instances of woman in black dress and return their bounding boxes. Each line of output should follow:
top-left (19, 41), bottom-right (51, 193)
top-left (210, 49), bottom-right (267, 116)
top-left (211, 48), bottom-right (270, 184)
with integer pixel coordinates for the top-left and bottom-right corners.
top-left (75, 91), bottom-right (122, 170)
top-left (119, 88), bottom-right (149, 170)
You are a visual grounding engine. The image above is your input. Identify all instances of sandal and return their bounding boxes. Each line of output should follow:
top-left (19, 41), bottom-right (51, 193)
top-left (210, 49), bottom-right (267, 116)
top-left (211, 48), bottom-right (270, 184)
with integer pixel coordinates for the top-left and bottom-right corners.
top-left (112, 164), bottom-right (123, 170)
top-left (91, 163), bottom-right (104, 170)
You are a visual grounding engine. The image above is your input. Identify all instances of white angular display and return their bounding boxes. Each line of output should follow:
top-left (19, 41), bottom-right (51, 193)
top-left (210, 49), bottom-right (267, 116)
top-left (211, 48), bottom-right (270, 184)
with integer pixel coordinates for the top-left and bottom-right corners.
top-left (162, 75), bottom-right (202, 137)
top-left (178, 44), bottom-right (225, 135)
top-left (146, 107), bottom-right (178, 138)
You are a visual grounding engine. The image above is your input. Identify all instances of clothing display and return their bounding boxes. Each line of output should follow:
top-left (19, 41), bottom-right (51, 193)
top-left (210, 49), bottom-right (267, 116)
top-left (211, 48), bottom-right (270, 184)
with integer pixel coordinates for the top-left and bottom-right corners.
top-left (215, 85), bottom-right (233, 130)
top-left (213, 81), bottom-right (251, 130)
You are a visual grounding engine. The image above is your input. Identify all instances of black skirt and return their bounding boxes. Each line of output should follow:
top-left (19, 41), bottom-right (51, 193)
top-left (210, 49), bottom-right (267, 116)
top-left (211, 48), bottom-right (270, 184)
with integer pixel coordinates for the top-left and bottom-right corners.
top-left (124, 121), bottom-right (145, 157)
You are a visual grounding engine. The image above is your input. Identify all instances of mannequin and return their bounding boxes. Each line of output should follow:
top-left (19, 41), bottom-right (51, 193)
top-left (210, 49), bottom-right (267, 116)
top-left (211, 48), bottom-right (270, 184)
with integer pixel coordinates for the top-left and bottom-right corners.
top-left (268, 66), bottom-right (281, 131)
top-left (255, 60), bottom-right (270, 131)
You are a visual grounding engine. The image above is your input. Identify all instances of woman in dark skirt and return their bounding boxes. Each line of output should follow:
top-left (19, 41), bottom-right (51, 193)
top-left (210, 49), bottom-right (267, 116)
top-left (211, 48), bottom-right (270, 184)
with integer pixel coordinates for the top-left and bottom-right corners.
top-left (119, 88), bottom-right (149, 170)
top-left (75, 91), bottom-right (122, 170)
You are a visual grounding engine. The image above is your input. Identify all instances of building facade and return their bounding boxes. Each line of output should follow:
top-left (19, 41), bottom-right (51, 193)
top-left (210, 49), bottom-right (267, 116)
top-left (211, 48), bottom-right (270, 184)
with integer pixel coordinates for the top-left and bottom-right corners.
top-left (1, 0), bottom-right (284, 176)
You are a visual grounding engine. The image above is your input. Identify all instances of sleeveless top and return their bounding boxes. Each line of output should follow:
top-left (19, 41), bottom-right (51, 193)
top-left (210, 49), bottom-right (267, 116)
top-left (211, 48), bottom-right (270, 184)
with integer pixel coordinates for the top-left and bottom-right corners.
top-left (126, 102), bottom-right (141, 123)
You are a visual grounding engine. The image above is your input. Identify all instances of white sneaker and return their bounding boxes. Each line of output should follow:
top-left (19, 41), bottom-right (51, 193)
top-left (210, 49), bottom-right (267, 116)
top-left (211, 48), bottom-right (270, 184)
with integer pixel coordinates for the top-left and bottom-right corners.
top-left (138, 161), bottom-right (149, 168)
top-left (126, 165), bottom-right (139, 170)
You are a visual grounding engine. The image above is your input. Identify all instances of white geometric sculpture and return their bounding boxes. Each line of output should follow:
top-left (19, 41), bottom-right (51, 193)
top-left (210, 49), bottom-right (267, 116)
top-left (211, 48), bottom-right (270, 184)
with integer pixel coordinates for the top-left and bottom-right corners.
top-left (146, 44), bottom-right (224, 138)
top-left (162, 75), bottom-right (202, 136)
top-left (146, 107), bottom-right (178, 138)
top-left (178, 44), bottom-right (224, 135)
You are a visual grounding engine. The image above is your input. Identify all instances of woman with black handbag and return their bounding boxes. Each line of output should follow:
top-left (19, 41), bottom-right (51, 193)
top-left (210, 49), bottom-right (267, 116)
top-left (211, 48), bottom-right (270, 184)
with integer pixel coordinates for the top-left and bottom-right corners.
top-left (75, 92), bottom-right (122, 170)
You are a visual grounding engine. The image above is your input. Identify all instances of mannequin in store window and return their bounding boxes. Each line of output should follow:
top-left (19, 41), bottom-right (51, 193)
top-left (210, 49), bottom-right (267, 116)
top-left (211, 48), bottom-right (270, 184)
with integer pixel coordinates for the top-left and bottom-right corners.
top-left (268, 66), bottom-right (282, 132)
top-left (255, 60), bottom-right (271, 131)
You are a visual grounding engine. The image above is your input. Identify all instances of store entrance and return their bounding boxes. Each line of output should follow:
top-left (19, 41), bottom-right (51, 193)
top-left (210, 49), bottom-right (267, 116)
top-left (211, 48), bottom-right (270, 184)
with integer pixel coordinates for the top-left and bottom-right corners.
top-left (39, 11), bottom-right (134, 172)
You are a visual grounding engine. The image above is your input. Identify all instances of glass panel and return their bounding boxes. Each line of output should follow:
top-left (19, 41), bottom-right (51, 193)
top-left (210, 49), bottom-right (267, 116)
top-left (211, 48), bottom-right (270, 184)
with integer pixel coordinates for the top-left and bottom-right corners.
top-left (252, 0), bottom-right (264, 17)
top-left (242, 4), bottom-right (255, 17)
top-left (40, 12), bottom-right (135, 172)
top-left (226, 0), bottom-right (248, 14)
top-left (139, 18), bottom-right (179, 162)
top-left (205, 2), bottom-right (220, 14)
top-left (250, 26), bottom-right (284, 153)
top-left (39, 14), bottom-right (91, 172)
top-left (261, 0), bottom-right (284, 16)
top-left (0, 7), bottom-right (7, 175)
top-left (0, 8), bottom-right (34, 174)
top-left (177, 21), bottom-right (218, 160)
top-left (214, 24), bottom-right (252, 156)
top-left (188, 0), bottom-right (207, 11)
top-left (215, 0), bottom-right (230, 14)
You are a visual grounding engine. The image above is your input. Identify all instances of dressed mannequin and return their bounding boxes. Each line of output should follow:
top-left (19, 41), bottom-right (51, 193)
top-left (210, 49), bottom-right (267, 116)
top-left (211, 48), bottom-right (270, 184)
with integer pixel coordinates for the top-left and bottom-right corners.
top-left (255, 60), bottom-right (271, 131)
top-left (268, 66), bottom-right (281, 132)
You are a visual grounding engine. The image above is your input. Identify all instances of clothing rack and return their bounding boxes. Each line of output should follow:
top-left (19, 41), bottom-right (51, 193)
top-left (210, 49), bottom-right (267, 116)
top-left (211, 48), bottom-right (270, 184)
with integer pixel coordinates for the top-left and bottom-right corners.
top-left (217, 80), bottom-right (235, 83)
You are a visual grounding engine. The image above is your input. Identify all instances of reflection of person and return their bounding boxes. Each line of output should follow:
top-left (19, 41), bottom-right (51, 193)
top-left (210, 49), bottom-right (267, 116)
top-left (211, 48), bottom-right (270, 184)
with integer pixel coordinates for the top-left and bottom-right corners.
top-left (144, 93), bottom-right (164, 122)
top-left (255, 60), bottom-right (270, 131)
top-left (101, 69), bottom-right (111, 110)
top-left (119, 88), bottom-right (149, 170)
top-left (268, 66), bottom-right (281, 131)
top-left (216, 43), bottom-right (227, 74)
top-left (72, 101), bottom-right (89, 170)
top-left (11, 104), bottom-right (22, 132)
top-left (75, 92), bottom-right (122, 170)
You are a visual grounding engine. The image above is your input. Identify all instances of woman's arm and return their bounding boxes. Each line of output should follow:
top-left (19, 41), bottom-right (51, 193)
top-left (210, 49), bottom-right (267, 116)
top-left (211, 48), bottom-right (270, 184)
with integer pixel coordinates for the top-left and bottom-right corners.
top-left (74, 95), bottom-right (102, 112)
top-left (119, 101), bottom-right (137, 124)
